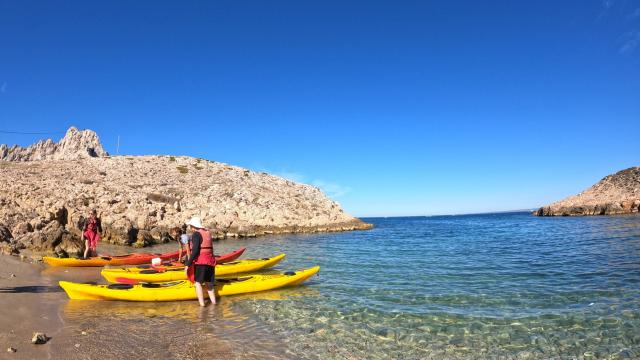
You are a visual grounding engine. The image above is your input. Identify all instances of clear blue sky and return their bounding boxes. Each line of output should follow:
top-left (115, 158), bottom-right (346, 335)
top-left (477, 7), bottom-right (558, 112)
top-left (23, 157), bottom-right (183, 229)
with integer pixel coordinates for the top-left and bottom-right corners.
top-left (1, 1), bottom-right (638, 217)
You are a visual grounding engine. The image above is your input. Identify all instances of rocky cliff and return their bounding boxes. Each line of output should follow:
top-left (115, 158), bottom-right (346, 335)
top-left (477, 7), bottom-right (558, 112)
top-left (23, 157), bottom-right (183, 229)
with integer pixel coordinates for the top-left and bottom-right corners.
top-left (534, 167), bottom-right (640, 216)
top-left (0, 128), bottom-right (371, 257)
top-left (0, 127), bottom-right (108, 161)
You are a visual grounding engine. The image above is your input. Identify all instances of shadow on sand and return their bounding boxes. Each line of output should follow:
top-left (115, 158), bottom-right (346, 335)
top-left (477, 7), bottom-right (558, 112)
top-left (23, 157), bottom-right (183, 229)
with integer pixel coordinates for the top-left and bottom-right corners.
top-left (0, 285), bottom-right (64, 293)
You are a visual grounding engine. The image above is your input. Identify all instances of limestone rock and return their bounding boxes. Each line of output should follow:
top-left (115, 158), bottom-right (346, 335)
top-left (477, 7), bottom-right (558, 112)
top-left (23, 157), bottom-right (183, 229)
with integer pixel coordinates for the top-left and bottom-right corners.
top-left (534, 167), bottom-right (640, 216)
top-left (11, 222), bottom-right (32, 237)
top-left (0, 127), bottom-right (372, 254)
top-left (0, 226), bottom-right (20, 255)
top-left (0, 226), bottom-right (12, 243)
top-left (0, 127), bottom-right (107, 162)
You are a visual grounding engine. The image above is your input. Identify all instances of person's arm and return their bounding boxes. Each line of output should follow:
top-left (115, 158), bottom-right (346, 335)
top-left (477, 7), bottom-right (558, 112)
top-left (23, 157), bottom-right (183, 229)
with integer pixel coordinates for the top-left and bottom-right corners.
top-left (80, 218), bottom-right (86, 240)
top-left (185, 232), bottom-right (202, 267)
top-left (97, 218), bottom-right (103, 234)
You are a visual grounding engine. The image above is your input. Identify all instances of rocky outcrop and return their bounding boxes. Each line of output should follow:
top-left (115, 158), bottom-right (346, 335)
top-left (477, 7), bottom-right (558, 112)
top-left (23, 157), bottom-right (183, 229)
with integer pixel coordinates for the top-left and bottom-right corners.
top-left (534, 167), bottom-right (640, 216)
top-left (0, 128), bottom-right (372, 255)
top-left (0, 127), bottom-right (107, 161)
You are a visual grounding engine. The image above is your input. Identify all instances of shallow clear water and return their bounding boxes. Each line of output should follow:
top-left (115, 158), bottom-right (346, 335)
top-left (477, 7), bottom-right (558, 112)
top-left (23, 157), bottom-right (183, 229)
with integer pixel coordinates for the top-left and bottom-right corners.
top-left (52, 212), bottom-right (640, 359)
top-left (212, 212), bottom-right (640, 359)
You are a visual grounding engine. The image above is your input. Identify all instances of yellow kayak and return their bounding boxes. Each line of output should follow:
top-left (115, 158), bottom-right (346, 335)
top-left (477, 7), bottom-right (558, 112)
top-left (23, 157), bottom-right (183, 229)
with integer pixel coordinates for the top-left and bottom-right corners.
top-left (59, 266), bottom-right (320, 301)
top-left (101, 254), bottom-right (286, 283)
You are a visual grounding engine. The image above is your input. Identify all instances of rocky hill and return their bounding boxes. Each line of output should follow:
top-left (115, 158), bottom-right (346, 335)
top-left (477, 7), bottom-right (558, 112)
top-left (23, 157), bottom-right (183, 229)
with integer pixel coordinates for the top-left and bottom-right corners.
top-left (0, 127), bottom-right (371, 257)
top-left (534, 167), bottom-right (640, 216)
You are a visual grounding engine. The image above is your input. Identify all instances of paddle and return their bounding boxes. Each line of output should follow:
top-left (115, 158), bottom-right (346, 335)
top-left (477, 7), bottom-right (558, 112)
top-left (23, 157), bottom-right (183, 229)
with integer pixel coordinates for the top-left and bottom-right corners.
top-left (114, 277), bottom-right (141, 285)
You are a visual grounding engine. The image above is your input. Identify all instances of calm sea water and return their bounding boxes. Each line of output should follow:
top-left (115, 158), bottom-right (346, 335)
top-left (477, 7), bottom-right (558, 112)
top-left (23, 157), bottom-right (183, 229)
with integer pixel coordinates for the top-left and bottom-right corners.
top-left (52, 212), bottom-right (640, 359)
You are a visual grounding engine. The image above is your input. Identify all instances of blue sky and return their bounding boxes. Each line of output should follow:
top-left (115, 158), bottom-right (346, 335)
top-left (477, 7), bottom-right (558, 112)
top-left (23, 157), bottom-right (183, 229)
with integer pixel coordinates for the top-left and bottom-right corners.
top-left (0, 1), bottom-right (638, 217)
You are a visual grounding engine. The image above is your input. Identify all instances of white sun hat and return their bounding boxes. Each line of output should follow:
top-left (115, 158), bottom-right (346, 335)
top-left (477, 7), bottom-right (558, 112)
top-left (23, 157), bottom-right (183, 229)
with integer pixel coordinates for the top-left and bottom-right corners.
top-left (186, 217), bottom-right (204, 229)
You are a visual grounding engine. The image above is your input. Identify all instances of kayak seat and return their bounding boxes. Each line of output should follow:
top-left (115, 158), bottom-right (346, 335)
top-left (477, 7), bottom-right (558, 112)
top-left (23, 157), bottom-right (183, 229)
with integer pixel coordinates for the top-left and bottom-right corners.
top-left (100, 256), bottom-right (112, 260)
top-left (261, 258), bottom-right (270, 260)
top-left (107, 284), bottom-right (133, 290)
top-left (284, 271), bottom-right (296, 276)
top-left (139, 270), bottom-right (160, 274)
top-left (216, 277), bottom-right (252, 284)
top-left (140, 283), bottom-right (161, 288)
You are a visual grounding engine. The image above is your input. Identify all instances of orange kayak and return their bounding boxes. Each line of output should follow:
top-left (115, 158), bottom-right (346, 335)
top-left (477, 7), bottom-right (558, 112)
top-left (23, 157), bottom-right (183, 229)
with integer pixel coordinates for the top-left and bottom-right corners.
top-left (43, 247), bottom-right (245, 267)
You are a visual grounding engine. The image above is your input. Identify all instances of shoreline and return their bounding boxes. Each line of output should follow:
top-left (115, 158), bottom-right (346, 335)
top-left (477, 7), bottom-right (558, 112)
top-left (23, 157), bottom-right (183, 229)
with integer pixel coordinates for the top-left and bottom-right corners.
top-left (0, 252), bottom-right (285, 359)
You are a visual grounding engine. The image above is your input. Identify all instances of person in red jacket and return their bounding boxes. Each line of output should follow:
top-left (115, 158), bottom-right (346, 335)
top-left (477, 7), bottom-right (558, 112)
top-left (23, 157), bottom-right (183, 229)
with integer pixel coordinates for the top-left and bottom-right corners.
top-left (184, 217), bottom-right (217, 306)
top-left (82, 209), bottom-right (102, 259)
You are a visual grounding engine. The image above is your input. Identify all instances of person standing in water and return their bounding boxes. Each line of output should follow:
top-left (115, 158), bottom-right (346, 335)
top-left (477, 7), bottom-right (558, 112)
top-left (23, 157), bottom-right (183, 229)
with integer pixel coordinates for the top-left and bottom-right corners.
top-left (184, 217), bottom-right (217, 306)
top-left (82, 209), bottom-right (102, 259)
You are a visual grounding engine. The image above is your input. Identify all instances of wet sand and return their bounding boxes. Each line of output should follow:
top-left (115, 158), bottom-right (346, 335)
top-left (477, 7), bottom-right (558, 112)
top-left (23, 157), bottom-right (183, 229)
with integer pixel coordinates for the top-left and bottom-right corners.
top-left (0, 254), bottom-right (284, 359)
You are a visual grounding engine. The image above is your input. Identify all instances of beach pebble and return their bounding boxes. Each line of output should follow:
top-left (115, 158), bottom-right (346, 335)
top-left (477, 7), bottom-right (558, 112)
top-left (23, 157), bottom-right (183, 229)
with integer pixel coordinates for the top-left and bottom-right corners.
top-left (7, 347), bottom-right (16, 353)
top-left (81, 331), bottom-right (87, 335)
top-left (10, 273), bottom-right (15, 278)
top-left (31, 332), bottom-right (49, 344)
top-left (75, 344), bottom-right (80, 348)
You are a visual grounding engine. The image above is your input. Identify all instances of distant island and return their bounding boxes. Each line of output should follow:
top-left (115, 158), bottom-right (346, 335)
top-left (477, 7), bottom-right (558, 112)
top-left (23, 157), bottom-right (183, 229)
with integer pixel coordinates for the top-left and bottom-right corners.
top-left (0, 127), bottom-right (372, 257)
top-left (534, 167), bottom-right (640, 216)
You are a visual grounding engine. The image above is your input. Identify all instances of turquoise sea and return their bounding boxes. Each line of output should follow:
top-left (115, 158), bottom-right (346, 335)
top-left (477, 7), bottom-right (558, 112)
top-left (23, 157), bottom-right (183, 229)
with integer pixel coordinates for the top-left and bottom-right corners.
top-left (53, 212), bottom-right (640, 359)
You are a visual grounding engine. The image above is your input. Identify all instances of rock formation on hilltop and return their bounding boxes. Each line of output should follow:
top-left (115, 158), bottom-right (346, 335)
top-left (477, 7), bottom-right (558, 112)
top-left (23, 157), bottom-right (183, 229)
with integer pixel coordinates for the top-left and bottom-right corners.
top-left (0, 127), bottom-right (108, 161)
top-left (534, 167), bottom-right (640, 216)
top-left (0, 127), bottom-right (372, 257)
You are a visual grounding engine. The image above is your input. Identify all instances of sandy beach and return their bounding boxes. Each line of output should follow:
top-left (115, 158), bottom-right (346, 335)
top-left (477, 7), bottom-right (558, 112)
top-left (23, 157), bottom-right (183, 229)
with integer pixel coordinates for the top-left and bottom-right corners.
top-left (0, 253), bottom-right (281, 360)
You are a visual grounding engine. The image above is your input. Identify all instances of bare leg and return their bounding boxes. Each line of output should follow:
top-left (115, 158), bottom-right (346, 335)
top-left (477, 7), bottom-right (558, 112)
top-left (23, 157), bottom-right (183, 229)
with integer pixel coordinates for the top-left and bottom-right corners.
top-left (83, 240), bottom-right (90, 259)
top-left (205, 282), bottom-right (216, 305)
top-left (195, 282), bottom-right (206, 307)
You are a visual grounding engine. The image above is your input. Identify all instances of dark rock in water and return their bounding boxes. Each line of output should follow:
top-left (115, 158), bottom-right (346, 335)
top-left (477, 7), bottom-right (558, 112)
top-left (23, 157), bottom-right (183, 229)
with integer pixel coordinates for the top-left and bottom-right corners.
top-left (31, 332), bottom-right (49, 345)
top-left (534, 167), bottom-right (640, 216)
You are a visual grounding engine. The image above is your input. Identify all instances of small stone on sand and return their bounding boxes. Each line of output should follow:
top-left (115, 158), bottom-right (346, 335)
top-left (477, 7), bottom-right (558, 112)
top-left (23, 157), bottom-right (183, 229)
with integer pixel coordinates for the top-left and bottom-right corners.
top-left (81, 331), bottom-right (87, 335)
top-left (7, 347), bottom-right (16, 353)
top-left (31, 332), bottom-right (48, 344)
top-left (75, 344), bottom-right (80, 348)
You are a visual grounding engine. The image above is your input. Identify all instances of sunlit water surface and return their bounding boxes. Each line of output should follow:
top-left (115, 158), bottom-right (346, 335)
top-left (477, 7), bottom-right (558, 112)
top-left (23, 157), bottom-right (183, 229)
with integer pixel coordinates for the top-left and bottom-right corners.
top-left (46, 212), bottom-right (640, 359)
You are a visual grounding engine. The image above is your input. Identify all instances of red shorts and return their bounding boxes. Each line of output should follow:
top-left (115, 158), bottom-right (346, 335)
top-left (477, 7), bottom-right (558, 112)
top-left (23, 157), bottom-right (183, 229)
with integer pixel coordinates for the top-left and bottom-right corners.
top-left (84, 231), bottom-right (100, 249)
